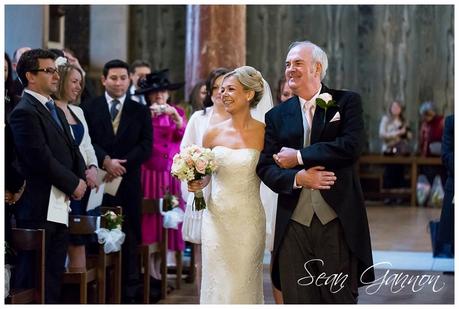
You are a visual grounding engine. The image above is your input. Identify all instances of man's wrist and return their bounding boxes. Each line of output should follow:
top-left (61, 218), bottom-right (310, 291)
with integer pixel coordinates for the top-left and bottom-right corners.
top-left (293, 171), bottom-right (302, 189)
top-left (102, 155), bottom-right (111, 169)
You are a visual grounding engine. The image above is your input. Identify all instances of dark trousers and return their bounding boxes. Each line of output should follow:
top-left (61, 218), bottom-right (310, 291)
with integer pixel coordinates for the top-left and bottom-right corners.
top-left (15, 219), bottom-right (69, 304)
top-left (278, 216), bottom-right (358, 304)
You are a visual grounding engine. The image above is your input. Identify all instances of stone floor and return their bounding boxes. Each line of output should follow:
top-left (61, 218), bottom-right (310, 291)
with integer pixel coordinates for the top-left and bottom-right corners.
top-left (159, 205), bottom-right (454, 304)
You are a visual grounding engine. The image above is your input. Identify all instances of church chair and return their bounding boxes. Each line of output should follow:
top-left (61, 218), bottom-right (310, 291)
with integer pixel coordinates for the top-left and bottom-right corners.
top-left (6, 228), bottom-right (45, 304)
top-left (61, 215), bottom-right (99, 303)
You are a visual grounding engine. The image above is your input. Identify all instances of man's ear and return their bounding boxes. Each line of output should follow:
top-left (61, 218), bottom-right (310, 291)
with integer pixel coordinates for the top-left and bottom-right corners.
top-left (25, 71), bottom-right (34, 85)
top-left (100, 75), bottom-right (106, 86)
top-left (315, 62), bottom-right (322, 78)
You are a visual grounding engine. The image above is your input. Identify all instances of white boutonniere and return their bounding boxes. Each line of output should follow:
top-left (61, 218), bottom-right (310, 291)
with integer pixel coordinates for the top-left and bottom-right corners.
top-left (316, 93), bottom-right (338, 124)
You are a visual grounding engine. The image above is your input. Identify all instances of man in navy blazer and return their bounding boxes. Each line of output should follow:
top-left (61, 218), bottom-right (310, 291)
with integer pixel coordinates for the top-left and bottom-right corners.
top-left (81, 59), bottom-right (152, 303)
top-left (9, 49), bottom-right (87, 303)
top-left (257, 41), bottom-right (374, 303)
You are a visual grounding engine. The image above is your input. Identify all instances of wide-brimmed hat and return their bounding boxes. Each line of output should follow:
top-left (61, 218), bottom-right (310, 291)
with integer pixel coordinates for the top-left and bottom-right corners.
top-left (135, 69), bottom-right (184, 95)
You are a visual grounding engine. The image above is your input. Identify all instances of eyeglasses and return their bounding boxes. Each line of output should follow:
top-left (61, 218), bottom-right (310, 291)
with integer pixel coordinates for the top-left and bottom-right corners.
top-left (30, 67), bottom-right (58, 75)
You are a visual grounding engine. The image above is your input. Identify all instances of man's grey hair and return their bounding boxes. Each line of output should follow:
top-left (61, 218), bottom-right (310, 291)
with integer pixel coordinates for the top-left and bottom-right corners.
top-left (288, 41), bottom-right (328, 81)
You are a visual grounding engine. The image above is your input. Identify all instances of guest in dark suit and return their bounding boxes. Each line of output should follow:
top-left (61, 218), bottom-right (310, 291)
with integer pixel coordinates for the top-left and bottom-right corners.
top-left (257, 41), bottom-right (374, 303)
top-left (437, 115), bottom-right (454, 255)
top-left (9, 49), bottom-right (87, 303)
top-left (81, 59), bottom-right (152, 303)
top-left (5, 52), bottom-right (24, 261)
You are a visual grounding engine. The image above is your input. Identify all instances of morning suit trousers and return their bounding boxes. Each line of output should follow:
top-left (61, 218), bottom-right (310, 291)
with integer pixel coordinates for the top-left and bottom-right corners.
top-left (278, 215), bottom-right (358, 304)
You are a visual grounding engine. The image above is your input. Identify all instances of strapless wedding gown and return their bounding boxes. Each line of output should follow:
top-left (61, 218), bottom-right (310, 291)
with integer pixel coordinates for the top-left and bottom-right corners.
top-left (200, 146), bottom-right (266, 304)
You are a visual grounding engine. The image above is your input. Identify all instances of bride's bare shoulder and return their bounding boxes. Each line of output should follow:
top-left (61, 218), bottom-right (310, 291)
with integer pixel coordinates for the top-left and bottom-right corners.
top-left (251, 118), bottom-right (266, 132)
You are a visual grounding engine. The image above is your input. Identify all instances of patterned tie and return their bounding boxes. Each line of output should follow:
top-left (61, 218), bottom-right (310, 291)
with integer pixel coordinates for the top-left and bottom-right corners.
top-left (45, 100), bottom-right (63, 130)
top-left (110, 99), bottom-right (120, 121)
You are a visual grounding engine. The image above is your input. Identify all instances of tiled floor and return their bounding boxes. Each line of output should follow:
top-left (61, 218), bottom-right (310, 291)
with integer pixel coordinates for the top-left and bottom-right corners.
top-left (159, 205), bottom-right (454, 304)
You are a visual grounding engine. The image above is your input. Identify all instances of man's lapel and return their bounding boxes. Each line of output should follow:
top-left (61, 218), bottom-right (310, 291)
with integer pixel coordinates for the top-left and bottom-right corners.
top-left (286, 96), bottom-right (304, 149)
top-left (310, 84), bottom-right (330, 144)
top-left (115, 99), bottom-right (133, 139)
top-left (99, 97), bottom-right (116, 139)
top-left (26, 94), bottom-right (73, 145)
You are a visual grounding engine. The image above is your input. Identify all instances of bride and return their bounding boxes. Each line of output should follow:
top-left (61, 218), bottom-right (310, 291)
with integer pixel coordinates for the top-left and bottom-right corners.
top-left (188, 66), bottom-right (268, 303)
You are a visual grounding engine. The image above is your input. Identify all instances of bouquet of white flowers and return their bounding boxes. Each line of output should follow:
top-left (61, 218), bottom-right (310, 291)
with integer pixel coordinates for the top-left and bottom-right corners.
top-left (171, 145), bottom-right (217, 210)
top-left (95, 210), bottom-right (125, 253)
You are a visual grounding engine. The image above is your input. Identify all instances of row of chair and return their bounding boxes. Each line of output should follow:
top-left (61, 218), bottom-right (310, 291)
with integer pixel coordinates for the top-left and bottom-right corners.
top-left (6, 199), bottom-right (190, 304)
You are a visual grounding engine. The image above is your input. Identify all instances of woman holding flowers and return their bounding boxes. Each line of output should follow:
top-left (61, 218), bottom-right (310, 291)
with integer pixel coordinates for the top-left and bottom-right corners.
top-left (135, 69), bottom-right (187, 283)
top-left (187, 66), bottom-right (272, 303)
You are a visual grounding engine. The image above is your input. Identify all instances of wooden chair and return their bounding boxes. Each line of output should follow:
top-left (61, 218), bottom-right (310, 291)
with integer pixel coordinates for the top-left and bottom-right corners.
top-left (140, 198), bottom-right (168, 302)
top-left (98, 206), bottom-right (123, 304)
top-left (6, 228), bottom-right (45, 304)
top-left (61, 215), bottom-right (99, 303)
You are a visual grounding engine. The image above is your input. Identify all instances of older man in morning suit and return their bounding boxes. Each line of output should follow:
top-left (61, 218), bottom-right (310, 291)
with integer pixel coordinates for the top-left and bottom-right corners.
top-left (9, 49), bottom-right (87, 303)
top-left (81, 59), bottom-right (152, 303)
top-left (257, 41), bottom-right (374, 303)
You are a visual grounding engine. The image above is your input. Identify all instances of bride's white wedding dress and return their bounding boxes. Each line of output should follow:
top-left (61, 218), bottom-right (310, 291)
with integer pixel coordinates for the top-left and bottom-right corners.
top-left (200, 146), bottom-right (266, 304)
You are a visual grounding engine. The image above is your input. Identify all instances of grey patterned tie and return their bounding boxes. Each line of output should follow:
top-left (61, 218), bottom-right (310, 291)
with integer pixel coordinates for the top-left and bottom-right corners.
top-left (110, 99), bottom-right (120, 121)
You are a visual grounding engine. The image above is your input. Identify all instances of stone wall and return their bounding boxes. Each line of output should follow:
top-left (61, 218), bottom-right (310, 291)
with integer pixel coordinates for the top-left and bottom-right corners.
top-left (125, 5), bottom-right (454, 153)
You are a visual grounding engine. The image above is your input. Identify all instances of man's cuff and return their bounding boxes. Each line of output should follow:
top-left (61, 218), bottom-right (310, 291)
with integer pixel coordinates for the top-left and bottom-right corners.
top-left (293, 171), bottom-right (302, 189)
top-left (297, 150), bottom-right (304, 165)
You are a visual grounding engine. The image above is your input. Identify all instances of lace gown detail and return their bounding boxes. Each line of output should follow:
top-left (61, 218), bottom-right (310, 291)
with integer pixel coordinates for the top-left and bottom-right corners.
top-left (200, 146), bottom-right (266, 304)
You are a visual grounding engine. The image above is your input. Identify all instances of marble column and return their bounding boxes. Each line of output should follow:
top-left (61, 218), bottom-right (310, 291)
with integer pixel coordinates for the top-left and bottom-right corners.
top-left (185, 5), bottom-right (246, 98)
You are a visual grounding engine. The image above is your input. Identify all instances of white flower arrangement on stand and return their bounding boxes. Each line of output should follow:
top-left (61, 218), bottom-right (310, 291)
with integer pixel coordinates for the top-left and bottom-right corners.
top-left (95, 211), bottom-right (125, 254)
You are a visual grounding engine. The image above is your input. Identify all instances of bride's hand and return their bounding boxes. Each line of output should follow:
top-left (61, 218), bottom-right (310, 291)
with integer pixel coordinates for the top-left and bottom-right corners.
top-left (187, 175), bottom-right (211, 192)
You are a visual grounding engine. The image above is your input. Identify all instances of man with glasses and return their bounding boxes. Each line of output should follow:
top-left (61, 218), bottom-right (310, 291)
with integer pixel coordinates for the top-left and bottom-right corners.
top-left (9, 48), bottom-right (87, 303)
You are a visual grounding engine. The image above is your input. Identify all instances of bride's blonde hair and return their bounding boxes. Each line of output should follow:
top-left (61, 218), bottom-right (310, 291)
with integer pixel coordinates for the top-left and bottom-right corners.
top-left (223, 66), bottom-right (264, 107)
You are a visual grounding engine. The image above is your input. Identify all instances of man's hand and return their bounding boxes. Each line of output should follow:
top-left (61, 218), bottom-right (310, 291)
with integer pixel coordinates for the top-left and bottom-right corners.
top-left (5, 182), bottom-right (26, 205)
top-left (103, 158), bottom-right (127, 177)
top-left (72, 179), bottom-right (87, 200)
top-left (295, 166), bottom-right (336, 190)
top-left (187, 175), bottom-right (211, 192)
top-left (85, 166), bottom-right (98, 189)
top-left (274, 147), bottom-right (299, 169)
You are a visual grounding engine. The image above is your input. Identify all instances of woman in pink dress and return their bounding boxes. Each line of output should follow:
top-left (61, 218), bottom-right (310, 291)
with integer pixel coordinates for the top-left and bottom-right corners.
top-left (135, 69), bottom-right (187, 281)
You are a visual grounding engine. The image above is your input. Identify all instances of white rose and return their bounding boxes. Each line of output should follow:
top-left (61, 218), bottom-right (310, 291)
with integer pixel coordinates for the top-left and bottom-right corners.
top-left (318, 93), bottom-right (333, 103)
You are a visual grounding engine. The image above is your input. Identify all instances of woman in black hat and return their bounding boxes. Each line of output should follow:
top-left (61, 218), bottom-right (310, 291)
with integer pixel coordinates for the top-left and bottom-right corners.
top-left (136, 69), bottom-right (187, 283)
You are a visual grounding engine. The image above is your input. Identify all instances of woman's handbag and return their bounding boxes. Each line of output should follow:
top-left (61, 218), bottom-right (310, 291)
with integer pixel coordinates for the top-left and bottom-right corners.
top-left (181, 199), bottom-right (203, 244)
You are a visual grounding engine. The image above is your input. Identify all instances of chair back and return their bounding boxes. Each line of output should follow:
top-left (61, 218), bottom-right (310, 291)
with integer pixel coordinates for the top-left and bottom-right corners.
top-left (9, 228), bottom-right (45, 304)
top-left (68, 215), bottom-right (99, 235)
